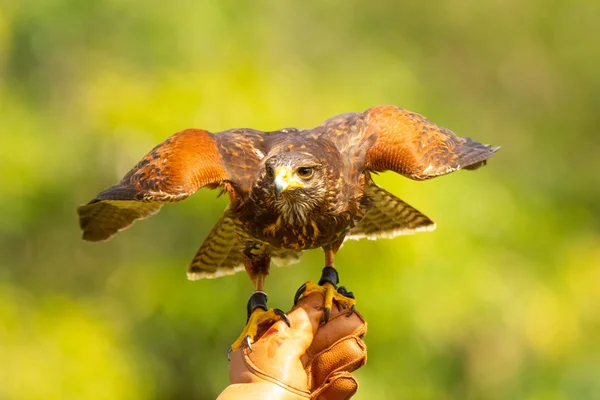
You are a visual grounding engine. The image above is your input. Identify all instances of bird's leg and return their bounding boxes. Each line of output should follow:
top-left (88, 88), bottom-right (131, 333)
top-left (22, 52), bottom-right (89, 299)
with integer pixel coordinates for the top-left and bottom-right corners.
top-left (228, 274), bottom-right (290, 360)
top-left (294, 245), bottom-right (356, 323)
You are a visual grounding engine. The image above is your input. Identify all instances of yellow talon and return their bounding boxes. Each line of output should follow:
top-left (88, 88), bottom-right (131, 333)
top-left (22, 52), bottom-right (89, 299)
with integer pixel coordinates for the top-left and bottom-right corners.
top-left (296, 281), bottom-right (356, 323)
top-left (229, 308), bottom-right (289, 355)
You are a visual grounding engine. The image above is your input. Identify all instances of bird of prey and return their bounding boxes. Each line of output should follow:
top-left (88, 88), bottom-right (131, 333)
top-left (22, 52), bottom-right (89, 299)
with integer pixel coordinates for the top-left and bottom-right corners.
top-left (78, 105), bottom-right (498, 353)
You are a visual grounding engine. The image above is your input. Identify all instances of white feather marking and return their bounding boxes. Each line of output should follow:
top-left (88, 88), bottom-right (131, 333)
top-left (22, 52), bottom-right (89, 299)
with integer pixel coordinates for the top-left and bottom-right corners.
top-left (345, 222), bottom-right (437, 241)
top-left (254, 148), bottom-right (265, 159)
top-left (186, 264), bottom-right (245, 280)
top-left (422, 164), bottom-right (435, 175)
top-left (272, 255), bottom-right (302, 267)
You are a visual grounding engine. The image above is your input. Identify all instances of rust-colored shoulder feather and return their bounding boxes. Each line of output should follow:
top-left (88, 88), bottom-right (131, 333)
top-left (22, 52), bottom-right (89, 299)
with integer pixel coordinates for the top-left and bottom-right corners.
top-left (363, 106), bottom-right (499, 180)
top-left (78, 129), bottom-right (229, 241)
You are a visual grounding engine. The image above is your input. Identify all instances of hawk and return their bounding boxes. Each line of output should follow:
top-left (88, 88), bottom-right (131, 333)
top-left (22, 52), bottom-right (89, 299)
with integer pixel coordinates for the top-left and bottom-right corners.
top-left (78, 105), bottom-right (498, 353)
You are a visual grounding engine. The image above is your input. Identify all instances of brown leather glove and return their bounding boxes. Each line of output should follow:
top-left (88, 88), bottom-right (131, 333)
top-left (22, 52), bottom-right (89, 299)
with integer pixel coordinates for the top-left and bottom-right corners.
top-left (219, 292), bottom-right (367, 400)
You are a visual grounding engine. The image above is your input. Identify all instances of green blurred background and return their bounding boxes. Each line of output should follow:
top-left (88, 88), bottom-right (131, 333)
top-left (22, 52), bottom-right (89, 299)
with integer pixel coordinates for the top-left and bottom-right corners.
top-left (1, 0), bottom-right (599, 399)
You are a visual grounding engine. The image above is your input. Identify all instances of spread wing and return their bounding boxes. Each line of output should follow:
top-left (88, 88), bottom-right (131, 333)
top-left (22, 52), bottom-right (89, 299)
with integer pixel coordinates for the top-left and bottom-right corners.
top-left (363, 106), bottom-right (499, 180)
top-left (187, 213), bottom-right (245, 280)
top-left (187, 210), bottom-right (304, 280)
top-left (347, 181), bottom-right (435, 240)
top-left (78, 129), bottom-right (229, 241)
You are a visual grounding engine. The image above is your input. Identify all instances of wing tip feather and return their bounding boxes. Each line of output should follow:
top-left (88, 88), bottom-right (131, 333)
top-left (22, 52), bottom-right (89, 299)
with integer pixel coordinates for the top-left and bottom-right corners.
top-left (461, 143), bottom-right (500, 171)
top-left (346, 220), bottom-right (436, 241)
top-left (96, 185), bottom-right (141, 201)
top-left (77, 199), bottom-right (162, 242)
top-left (187, 265), bottom-right (244, 280)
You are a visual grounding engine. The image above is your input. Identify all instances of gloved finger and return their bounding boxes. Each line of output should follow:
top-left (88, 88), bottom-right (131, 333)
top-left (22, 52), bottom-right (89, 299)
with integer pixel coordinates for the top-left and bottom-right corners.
top-left (309, 334), bottom-right (367, 389)
top-left (247, 291), bottom-right (330, 363)
top-left (303, 306), bottom-right (367, 364)
top-left (311, 371), bottom-right (358, 400)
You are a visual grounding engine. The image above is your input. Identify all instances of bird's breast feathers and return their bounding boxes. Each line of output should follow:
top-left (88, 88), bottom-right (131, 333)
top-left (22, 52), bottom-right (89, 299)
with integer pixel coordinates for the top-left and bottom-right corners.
top-left (234, 197), bottom-right (362, 250)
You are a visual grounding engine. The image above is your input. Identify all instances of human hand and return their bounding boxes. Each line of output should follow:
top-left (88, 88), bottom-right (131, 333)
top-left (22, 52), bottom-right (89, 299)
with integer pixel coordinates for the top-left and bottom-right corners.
top-left (219, 292), bottom-right (367, 399)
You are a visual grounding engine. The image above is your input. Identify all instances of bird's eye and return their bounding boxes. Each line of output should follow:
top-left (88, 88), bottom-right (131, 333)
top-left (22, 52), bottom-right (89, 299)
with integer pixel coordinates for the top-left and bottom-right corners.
top-left (266, 165), bottom-right (274, 178)
top-left (296, 167), bottom-right (314, 180)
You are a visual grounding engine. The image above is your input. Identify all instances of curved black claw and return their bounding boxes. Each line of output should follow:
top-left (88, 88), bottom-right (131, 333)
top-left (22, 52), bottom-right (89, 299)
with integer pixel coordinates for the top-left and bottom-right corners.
top-left (346, 304), bottom-right (356, 318)
top-left (243, 334), bottom-right (253, 352)
top-left (323, 307), bottom-right (331, 324)
top-left (320, 266), bottom-right (341, 323)
top-left (294, 283), bottom-right (307, 305)
top-left (335, 286), bottom-right (356, 313)
top-left (273, 308), bottom-right (291, 327)
top-left (335, 286), bottom-right (350, 310)
top-left (226, 334), bottom-right (253, 361)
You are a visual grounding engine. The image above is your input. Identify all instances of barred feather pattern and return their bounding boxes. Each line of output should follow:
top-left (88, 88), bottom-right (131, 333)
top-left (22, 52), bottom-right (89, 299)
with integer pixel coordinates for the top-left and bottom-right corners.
top-left (78, 105), bottom-right (497, 284)
top-left (347, 182), bottom-right (436, 240)
top-left (78, 200), bottom-right (162, 242)
top-left (187, 212), bottom-right (305, 280)
top-left (187, 214), bottom-right (245, 280)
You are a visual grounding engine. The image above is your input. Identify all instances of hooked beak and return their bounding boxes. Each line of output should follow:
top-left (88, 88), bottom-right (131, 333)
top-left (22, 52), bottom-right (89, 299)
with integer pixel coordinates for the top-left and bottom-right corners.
top-left (274, 166), bottom-right (303, 199)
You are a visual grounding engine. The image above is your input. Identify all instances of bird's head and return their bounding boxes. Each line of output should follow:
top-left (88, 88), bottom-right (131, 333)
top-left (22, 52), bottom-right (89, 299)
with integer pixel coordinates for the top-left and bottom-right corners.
top-left (266, 152), bottom-right (326, 201)
top-left (253, 149), bottom-right (338, 225)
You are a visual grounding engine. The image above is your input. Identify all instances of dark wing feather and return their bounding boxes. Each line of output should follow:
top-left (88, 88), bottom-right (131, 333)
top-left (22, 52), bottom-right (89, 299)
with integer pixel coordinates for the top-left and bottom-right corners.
top-left (78, 129), bottom-right (229, 241)
top-left (363, 106), bottom-right (499, 180)
top-left (347, 182), bottom-right (435, 240)
top-left (187, 213), bottom-right (245, 280)
top-left (186, 211), bottom-right (304, 280)
top-left (78, 200), bottom-right (163, 242)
